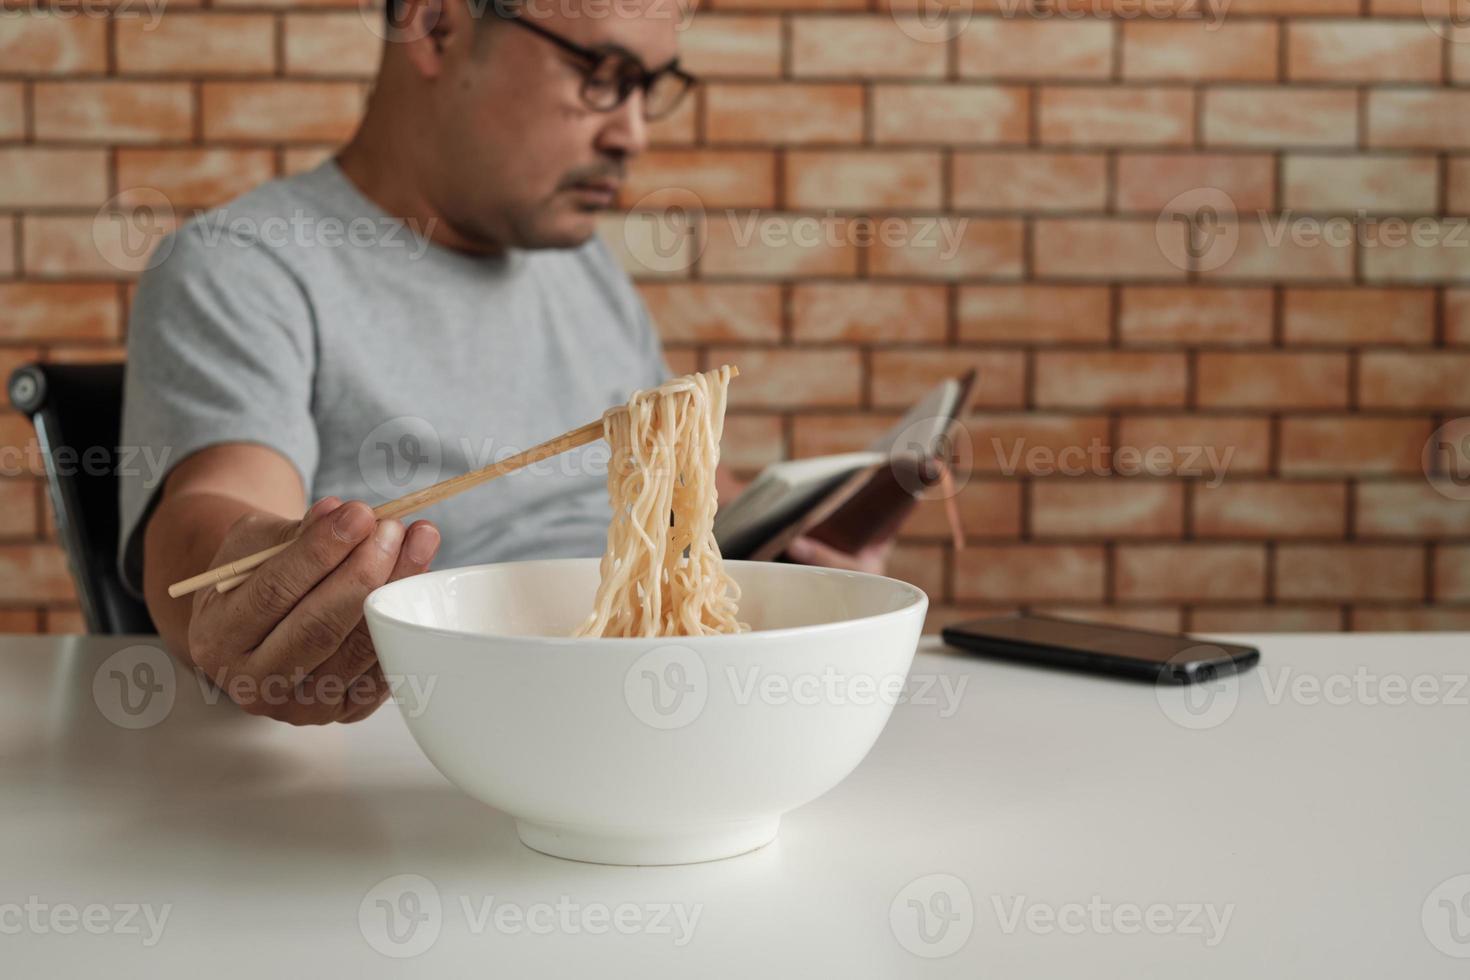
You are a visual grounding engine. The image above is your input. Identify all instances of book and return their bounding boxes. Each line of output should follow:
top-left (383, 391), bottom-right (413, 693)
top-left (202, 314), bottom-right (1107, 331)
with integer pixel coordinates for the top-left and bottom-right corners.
top-left (715, 370), bottom-right (975, 561)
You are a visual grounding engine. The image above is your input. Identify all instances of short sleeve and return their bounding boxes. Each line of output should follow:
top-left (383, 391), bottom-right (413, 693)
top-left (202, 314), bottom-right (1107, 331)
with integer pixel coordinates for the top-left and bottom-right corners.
top-left (117, 223), bottom-right (319, 595)
top-left (584, 234), bottom-right (671, 387)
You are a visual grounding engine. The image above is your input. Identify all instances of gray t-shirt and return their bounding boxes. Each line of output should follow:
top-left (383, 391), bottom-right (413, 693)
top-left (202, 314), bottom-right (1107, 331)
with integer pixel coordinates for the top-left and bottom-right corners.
top-left (119, 160), bottom-right (667, 595)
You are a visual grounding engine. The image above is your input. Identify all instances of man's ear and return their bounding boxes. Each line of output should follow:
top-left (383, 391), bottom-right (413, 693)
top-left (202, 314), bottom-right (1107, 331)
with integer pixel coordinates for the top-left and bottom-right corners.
top-left (396, 0), bottom-right (467, 79)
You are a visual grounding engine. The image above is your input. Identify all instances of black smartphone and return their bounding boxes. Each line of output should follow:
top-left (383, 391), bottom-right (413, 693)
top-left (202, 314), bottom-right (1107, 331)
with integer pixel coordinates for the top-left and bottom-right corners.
top-left (941, 613), bottom-right (1260, 684)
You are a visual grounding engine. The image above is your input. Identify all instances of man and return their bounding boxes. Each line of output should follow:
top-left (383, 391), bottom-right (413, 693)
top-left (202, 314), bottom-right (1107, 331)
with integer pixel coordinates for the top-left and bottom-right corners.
top-left (120, 0), bottom-right (892, 727)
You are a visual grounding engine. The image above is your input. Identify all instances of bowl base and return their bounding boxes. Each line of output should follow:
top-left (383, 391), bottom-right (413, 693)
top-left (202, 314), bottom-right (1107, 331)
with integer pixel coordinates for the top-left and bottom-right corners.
top-left (515, 816), bottom-right (780, 866)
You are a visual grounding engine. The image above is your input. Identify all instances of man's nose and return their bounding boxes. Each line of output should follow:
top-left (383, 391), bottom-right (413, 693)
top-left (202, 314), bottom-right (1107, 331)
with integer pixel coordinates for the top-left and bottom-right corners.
top-left (597, 90), bottom-right (649, 159)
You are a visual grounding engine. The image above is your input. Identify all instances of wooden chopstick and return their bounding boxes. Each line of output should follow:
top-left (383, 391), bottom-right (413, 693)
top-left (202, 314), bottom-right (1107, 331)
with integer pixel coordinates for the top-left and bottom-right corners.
top-left (166, 366), bottom-right (737, 600)
top-left (165, 418), bottom-right (604, 599)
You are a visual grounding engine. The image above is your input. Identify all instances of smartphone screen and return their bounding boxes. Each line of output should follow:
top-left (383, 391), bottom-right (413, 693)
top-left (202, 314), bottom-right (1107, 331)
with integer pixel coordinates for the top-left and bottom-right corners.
top-left (941, 613), bottom-right (1260, 683)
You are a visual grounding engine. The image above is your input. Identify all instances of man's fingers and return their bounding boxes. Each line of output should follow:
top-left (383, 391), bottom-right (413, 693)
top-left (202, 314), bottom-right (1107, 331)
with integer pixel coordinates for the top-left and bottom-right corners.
top-left (305, 521), bottom-right (441, 705)
top-left (216, 501), bottom-right (379, 651)
top-left (248, 518), bottom-right (405, 681)
top-left (338, 664), bottom-right (391, 724)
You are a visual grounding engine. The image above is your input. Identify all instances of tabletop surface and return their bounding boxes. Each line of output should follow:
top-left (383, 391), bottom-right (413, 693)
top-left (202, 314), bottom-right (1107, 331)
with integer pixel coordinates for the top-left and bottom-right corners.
top-left (1, 631), bottom-right (1465, 978)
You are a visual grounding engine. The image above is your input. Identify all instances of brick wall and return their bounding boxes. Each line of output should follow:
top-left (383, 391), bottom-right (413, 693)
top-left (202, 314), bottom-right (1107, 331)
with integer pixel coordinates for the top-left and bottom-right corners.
top-left (3, 0), bottom-right (1470, 633)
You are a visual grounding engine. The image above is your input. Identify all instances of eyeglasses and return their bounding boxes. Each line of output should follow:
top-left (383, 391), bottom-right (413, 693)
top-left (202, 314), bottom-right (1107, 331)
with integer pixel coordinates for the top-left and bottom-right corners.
top-left (492, 6), bottom-right (697, 122)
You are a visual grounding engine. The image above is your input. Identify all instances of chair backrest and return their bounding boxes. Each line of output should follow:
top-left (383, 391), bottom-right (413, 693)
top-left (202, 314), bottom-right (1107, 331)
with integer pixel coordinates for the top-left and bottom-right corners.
top-left (8, 363), bottom-right (155, 635)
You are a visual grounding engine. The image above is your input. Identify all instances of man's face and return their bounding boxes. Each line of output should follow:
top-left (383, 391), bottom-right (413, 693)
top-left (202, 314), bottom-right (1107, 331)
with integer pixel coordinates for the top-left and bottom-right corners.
top-left (422, 0), bottom-right (682, 251)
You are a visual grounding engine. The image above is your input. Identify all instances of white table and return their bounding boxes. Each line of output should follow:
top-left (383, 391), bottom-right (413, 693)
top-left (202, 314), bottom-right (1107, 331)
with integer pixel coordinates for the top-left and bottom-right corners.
top-left (1, 633), bottom-right (1465, 977)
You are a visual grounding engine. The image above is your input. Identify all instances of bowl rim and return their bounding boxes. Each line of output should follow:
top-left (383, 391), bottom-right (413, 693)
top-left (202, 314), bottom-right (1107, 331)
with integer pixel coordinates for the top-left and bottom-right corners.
top-left (363, 557), bottom-right (928, 647)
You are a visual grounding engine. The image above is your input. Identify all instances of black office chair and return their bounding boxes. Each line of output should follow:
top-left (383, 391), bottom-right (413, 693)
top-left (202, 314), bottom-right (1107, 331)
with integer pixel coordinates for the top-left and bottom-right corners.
top-left (9, 363), bottom-right (155, 635)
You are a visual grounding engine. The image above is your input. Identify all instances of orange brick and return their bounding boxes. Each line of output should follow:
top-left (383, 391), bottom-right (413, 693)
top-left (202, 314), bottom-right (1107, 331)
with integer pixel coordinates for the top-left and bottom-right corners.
top-left (1197, 352), bottom-right (1350, 409)
top-left (952, 151), bottom-right (1107, 211)
top-left (1189, 607), bottom-right (1344, 633)
top-left (202, 82), bottom-right (364, 141)
top-left (903, 481), bottom-right (1022, 539)
top-left (707, 348), bottom-right (861, 408)
top-left (1116, 416), bottom-right (1272, 475)
top-left (1193, 481), bottom-right (1346, 538)
top-left (1437, 545), bottom-right (1470, 600)
top-left (1359, 352), bottom-right (1470, 409)
top-left (868, 218), bottom-right (1023, 280)
top-left (0, 216), bottom-right (14, 275)
top-left (713, 0), bottom-right (863, 9)
top-left (1288, 21), bottom-right (1441, 83)
top-left (887, 543), bottom-right (947, 599)
top-left (663, 348), bottom-right (699, 376)
top-left (1276, 544), bottom-right (1424, 601)
top-left (283, 12), bottom-right (383, 77)
top-left (958, 285), bottom-right (1110, 344)
top-left (1046, 606), bottom-right (1184, 633)
top-left (1358, 482), bottom-right (1470, 537)
top-left (1115, 153), bottom-right (1276, 213)
top-left (954, 545), bottom-right (1106, 602)
top-left (648, 94), bottom-right (696, 146)
top-left (215, 0), bottom-right (357, 7)
top-left (1282, 155), bottom-right (1437, 213)
top-left (971, 414), bottom-right (1111, 476)
top-left (1034, 218), bottom-right (1189, 280)
top-left (1361, 220), bottom-right (1470, 283)
top-left (638, 283), bottom-right (781, 342)
top-left (1283, 288), bottom-right (1435, 345)
top-left (623, 150), bottom-right (776, 209)
top-left (0, 545), bottom-right (76, 603)
top-left (33, 82), bottom-right (193, 143)
top-left (785, 151), bottom-right (942, 210)
top-left (0, 84), bottom-right (22, 140)
top-left (957, 18), bottom-right (1112, 80)
top-left (791, 16), bottom-right (947, 78)
top-left (0, 284), bottom-right (121, 341)
top-left (792, 283), bottom-right (947, 343)
top-left (792, 412), bottom-right (900, 457)
top-left (679, 15), bottom-right (782, 77)
top-left (1116, 544), bottom-right (1267, 601)
top-left (116, 148), bottom-right (277, 209)
top-left (701, 213), bottom-right (858, 278)
top-left (720, 414), bottom-right (786, 472)
top-left (0, 609), bottom-right (40, 634)
top-left (1352, 607), bottom-right (1470, 631)
top-left (0, 12), bottom-right (107, 74)
top-left (1035, 352), bottom-right (1188, 408)
top-left (1446, 157), bottom-right (1470, 214)
top-left (23, 214), bottom-right (179, 279)
top-left (0, 149), bottom-right (108, 208)
top-left (871, 349), bottom-right (1024, 409)
top-left (706, 84), bottom-right (863, 144)
top-left (1204, 88), bottom-right (1358, 147)
top-left (1368, 90), bottom-right (1470, 149)
top-left (1119, 287), bottom-right (1273, 345)
top-left (1039, 86), bottom-right (1194, 147)
top-left (872, 85), bottom-right (1029, 144)
top-left (1279, 417), bottom-right (1432, 475)
top-left (1031, 480), bottom-right (1184, 538)
top-left (0, 479), bottom-right (39, 538)
top-left (1122, 21), bottom-right (1279, 81)
top-left (1445, 289), bottom-right (1470, 345)
top-left (1453, 27), bottom-right (1470, 86)
top-left (1201, 220), bottom-right (1355, 282)
top-left (116, 13), bottom-right (276, 75)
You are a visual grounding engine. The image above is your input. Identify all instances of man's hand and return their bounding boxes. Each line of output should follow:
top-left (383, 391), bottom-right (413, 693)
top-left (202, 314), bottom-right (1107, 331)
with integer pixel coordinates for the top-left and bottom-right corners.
top-left (185, 497), bottom-right (440, 725)
top-left (785, 535), bottom-right (894, 576)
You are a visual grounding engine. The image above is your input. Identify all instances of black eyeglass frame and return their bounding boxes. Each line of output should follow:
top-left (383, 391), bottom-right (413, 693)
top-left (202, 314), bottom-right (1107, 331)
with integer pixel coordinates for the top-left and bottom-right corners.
top-left (490, 3), bottom-right (697, 121)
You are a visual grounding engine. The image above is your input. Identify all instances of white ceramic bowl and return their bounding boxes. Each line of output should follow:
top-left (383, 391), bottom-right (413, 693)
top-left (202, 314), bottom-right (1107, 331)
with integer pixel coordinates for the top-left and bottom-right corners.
top-left (363, 558), bottom-right (927, 865)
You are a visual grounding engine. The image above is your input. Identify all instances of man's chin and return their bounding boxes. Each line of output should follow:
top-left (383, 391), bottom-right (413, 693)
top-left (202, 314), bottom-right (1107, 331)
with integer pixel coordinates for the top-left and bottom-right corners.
top-left (517, 213), bottom-right (601, 250)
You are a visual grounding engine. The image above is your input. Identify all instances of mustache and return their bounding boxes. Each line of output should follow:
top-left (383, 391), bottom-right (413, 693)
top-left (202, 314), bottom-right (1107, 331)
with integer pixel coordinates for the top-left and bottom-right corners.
top-left (558, 163), bottom-right (626, 188)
